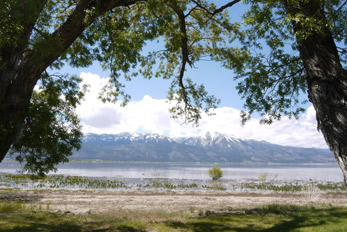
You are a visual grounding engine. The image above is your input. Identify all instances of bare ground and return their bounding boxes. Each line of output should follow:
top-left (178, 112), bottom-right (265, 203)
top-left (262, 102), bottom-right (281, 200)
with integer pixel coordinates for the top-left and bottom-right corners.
top-left (2, 190), bottom-right (347, 215)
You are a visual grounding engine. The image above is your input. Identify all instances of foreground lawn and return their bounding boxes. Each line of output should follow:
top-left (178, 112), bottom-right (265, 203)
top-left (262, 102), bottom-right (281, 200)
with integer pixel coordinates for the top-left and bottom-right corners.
top-left (1, 203), bottom-right (347, 232)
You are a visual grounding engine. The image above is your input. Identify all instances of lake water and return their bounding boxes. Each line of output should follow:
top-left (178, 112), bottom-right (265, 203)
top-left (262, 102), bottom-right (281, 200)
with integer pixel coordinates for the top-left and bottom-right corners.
top-left (0, 161), bottom-right (343, 183)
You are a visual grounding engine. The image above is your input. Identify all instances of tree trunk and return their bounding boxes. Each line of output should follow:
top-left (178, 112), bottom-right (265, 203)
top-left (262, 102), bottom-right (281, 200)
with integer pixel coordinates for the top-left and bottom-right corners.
top-left (0, 95), bottom-right (31, 162)
top-left (0, 66), bottom-right (39, 163)
top-left (0, 0), bottom-right (48, 163)
top-left (285, 0), bottom-right (347, 185)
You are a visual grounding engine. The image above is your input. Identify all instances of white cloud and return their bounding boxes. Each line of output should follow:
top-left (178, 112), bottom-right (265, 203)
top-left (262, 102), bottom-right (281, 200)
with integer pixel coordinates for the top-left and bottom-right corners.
top-left (77, 72), bottom-right (328, 149)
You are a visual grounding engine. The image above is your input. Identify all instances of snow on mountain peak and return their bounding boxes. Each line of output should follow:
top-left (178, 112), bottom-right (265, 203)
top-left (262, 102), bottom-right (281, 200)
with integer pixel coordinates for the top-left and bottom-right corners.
top-left (75, 131), bottom-right (333, 163)
top-left (82, 131), bottom-right (244, 147)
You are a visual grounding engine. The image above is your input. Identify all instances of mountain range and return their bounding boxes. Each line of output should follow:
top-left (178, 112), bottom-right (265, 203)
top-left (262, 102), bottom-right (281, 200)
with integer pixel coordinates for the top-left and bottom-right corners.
top-left (71, 132), bottom-right (335, 163)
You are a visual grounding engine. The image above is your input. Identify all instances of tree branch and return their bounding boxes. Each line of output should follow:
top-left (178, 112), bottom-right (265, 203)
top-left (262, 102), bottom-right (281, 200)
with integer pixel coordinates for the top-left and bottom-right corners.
top-left (335, 0), bottom-right (347, 14)
top-left (191, 0), bottom-right (241, 16)
top-left (19, 0), bottom-right (143, 89)
top-left (167, 1), bottom-right (193, 111)
top-left (185, 5), bottom-right (198, 17)
top-left (212, 0), bottom-right (242, 15)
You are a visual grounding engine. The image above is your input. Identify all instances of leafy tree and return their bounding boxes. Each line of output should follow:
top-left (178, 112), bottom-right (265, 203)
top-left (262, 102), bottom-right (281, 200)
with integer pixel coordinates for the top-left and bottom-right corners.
top-left (194, 0), bottom-right (347, 186)
top-left (232, 0), bottom-right (347, 186)
top-left (0, 0), bottom-right (244, 175)
top-left (208, 166), bottom-right (223, 180)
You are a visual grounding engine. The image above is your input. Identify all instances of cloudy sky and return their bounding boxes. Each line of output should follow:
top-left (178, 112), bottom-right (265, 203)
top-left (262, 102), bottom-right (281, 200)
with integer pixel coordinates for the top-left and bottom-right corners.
top-left (74, 72), bottom-right (328, 149)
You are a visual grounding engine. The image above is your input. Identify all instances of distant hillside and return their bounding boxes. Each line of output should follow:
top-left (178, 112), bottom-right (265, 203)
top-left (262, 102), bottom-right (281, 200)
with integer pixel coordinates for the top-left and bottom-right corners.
top-left (71, 132), bottom-right (334, 163)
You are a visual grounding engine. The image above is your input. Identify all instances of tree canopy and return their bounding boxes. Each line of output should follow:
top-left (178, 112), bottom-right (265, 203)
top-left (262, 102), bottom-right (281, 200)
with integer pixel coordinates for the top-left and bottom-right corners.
top-left (0, 0), bottom-right (247, 175)
top-left (236, 0), bottom-right (347, 184)
top-left (233, 0), bottom-right (347, 124)
top-left (208, 166), bottom-right (223, 180)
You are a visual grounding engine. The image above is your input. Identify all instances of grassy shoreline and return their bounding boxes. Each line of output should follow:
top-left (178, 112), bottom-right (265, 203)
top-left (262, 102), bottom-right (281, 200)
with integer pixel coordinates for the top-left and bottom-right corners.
top-left (1, 184), bottom-right (347, 232)
top-left (1, 198), bottom-right (347, 232)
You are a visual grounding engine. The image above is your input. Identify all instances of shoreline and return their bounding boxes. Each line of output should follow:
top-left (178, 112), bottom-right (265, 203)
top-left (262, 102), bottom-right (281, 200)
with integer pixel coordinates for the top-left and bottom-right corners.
top-left (0, 172), bottom-right (346, 194)
top-left (1, 158), bottom-right (339, 166)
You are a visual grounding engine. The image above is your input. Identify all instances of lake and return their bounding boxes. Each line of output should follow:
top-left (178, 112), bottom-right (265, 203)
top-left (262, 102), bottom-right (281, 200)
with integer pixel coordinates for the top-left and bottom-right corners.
top-left (0, 160), bottom-right (343, 183)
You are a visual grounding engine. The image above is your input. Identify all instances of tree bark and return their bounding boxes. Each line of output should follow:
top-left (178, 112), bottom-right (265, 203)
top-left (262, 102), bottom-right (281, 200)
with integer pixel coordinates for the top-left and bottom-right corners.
top-left (284, 0), bottom-right (347, 185)
top-left (0, 0), bottom-right (49, 163)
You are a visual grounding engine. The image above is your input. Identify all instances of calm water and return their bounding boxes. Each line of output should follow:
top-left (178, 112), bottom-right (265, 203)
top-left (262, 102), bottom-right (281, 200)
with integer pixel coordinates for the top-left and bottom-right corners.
top-left (0, 161), bottom-right (343, 182)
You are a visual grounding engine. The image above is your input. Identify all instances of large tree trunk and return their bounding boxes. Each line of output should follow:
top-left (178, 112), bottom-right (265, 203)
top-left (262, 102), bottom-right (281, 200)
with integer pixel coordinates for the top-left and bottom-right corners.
top-left (285, 0), bottom-right (347, 185)
top-left (0, 0), bottom-right (48, 162)
top-left (0, 84), bottom-right (34, 163)
top-left (0, 67), bottom-right (40, 163)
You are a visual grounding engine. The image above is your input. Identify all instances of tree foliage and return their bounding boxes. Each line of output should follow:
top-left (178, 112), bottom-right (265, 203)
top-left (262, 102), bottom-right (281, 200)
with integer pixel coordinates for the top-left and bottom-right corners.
top-left (234, 0), bottom-right (347, 185)
top-left (9, 74), bottom-right (86, 176)
top-left (233, 0), bottom-right (347, 124)
top-left (208, 166), bottom-right (223, 180)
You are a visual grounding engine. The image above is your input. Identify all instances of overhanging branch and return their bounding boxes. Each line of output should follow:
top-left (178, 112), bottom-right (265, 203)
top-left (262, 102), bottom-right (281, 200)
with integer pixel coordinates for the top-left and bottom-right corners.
top-left (19, 0), bottom-right (144, 89)
top-left (191, 0), bottom-right (241, 16)
top-left (168, 1), bottom-right (192, 109)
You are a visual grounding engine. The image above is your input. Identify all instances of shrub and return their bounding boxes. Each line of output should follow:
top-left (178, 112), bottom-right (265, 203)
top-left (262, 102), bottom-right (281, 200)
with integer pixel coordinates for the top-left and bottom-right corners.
top-left (258, 172), bottom-right (268, 182)
top-left (208, 166), bottom-right (223, 180)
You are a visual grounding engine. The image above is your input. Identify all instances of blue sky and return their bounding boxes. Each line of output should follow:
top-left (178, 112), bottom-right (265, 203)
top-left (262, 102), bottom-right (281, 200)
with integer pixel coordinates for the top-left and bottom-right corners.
top-left (62, 56), bottom-right (243, 108)
top-left (57, 1), bottom-right (327, 149)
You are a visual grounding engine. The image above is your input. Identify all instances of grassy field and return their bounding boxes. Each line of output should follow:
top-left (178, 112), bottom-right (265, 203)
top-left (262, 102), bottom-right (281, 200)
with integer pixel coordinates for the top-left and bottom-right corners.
top-left (1, 201), bottom-right (347, 232)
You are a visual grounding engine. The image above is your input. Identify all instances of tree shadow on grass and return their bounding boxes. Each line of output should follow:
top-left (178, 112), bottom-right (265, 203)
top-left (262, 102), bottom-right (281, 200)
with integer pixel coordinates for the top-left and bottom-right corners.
top-left (0, 220), bottom-right (83, 232)
top-left (165, 215), bottom-right (258, 232)
top-left (165, 208), bottom-right (347, 232)
top-left (262, 208), bottom-right (347, 232)
top-left (0, 211), bottom-right (147, 232)
top-left (116, 225), bottom-right (146, 232)
top-left (0, 223), bottom-right (146, 232)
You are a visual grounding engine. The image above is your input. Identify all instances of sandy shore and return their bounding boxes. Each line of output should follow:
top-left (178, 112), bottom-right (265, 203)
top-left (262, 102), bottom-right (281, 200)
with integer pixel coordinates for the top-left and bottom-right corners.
top-left (1, 190), bottom-right (347, 215)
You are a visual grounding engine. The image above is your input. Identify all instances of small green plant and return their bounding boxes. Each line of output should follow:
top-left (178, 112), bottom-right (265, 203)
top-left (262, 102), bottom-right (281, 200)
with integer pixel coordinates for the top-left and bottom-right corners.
top-left (303, 182), bottom-right (320, 201)
top-left (46, 201), bottom-right (51, 210)
top-left (205, 210), bottom-right (212, 216)
top-left (198, 209), bottom-right (204, 216)
top-left (189, 206), bottom-right (196, 214)
top-left (258, 172), bottom-right (268, 182)
top-left (208, 166), bottom-right (223, 180)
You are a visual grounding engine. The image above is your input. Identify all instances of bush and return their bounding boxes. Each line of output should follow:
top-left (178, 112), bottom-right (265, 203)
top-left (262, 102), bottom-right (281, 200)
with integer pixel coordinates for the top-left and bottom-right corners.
top-left (208, 166), bottom-right (223, 180)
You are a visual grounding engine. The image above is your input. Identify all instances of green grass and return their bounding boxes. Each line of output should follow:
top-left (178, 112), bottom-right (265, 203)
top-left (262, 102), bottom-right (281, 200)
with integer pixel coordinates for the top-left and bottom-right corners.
top-left (0, 201), bottom-right (51, 214)
top-left (1, 204), bottom-right (347, 231)
top-left (0, 201), bottom-right (27, 213)
top-left (179, 206), bottom-right (347, 232)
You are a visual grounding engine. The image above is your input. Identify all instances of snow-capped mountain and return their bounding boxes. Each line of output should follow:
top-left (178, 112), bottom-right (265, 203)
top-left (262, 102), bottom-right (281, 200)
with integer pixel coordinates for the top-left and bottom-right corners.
top-left (173, 131), bottom-right (244, 148)
top-left (72, 132), bottom-right (334, 163)
top-left (82, 132), bottom-right (171, 145)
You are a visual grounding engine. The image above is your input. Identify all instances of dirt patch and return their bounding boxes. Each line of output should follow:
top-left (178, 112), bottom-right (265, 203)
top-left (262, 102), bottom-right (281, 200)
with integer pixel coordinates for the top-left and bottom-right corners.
top-left (2, 190), bottom-right (346, 215)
